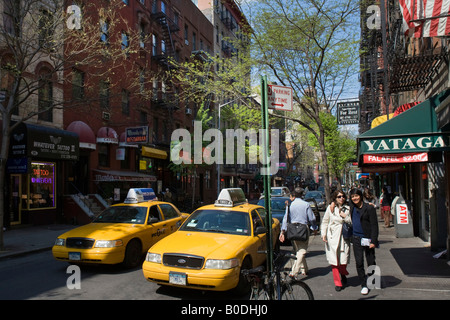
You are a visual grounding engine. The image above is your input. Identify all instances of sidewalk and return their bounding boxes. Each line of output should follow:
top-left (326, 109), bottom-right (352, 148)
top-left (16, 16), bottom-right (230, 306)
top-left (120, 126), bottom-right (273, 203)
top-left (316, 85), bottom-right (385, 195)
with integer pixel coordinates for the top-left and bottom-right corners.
top-left (0, 224), bottom-right (75, 260)
top-left (297, 217), bottom-right (450, 300)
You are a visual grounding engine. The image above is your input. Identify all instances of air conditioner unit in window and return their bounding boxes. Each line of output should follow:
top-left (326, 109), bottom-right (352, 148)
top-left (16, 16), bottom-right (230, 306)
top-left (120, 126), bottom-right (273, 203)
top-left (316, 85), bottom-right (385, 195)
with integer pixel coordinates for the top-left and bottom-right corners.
top-left (185, 108), bottom-right (192, 115)
top-left (102, 111), bottom-right (111, 121)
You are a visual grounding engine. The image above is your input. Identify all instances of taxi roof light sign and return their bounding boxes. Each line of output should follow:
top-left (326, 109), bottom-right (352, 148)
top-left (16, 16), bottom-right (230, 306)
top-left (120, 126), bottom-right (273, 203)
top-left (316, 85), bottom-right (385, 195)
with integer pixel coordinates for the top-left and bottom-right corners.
top-left (214, 188), bottom-right (247, 207)
top-left (124, 188), bottom-right (157, 204)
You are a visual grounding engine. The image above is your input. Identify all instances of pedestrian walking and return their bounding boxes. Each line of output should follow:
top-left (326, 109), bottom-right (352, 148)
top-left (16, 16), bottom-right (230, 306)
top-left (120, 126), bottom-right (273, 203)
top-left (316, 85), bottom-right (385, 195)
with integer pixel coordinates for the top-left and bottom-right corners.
top-left (380, 187), bottom-right (392, 227)
top-left (163, 188), bottom-right (173, 203)
top-left (349, 188), bottom-right (379, 295)
top-left (279, 187), bottom-right (317, 278)
top-left (321, 190), bottom-right (352, 291)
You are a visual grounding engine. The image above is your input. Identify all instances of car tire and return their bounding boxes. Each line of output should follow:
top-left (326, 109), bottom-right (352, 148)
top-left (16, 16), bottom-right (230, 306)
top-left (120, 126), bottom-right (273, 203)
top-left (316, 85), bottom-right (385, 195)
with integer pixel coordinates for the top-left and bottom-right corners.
top-left (123, 239), bottom-right (142, 268)
top-left (233, 257), bottom-right (252, 296)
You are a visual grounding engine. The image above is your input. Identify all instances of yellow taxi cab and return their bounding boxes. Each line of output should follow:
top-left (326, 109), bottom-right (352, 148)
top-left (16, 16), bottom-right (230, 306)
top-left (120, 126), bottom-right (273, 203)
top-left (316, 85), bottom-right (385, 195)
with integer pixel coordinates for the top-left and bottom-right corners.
top-left (142, 188), bottom-right (281, 293)
top-left (52, 188), bottom-right (189, 268)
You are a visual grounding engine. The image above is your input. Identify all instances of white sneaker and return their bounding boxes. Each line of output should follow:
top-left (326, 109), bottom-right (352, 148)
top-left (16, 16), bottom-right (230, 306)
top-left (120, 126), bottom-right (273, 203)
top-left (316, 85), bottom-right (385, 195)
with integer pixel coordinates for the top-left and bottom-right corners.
top-left (361, 287), bottom-right (369, 295)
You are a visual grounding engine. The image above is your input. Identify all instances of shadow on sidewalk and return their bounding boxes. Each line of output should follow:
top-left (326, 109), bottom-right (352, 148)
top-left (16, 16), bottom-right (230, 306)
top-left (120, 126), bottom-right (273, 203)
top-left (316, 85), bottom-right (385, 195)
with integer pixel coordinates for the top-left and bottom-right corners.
top-left (390, 247), bottom-right (450, 277)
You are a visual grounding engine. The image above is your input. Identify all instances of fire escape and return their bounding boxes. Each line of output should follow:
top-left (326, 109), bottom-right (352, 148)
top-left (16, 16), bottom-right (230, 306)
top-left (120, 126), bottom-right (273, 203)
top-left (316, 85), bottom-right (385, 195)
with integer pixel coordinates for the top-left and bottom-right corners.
top-left (360, 1), bottom-right (448, 134)
top-left (359, 3), bottom-right (384, 133)
top-left (150, 6), bottom-right (180, 112)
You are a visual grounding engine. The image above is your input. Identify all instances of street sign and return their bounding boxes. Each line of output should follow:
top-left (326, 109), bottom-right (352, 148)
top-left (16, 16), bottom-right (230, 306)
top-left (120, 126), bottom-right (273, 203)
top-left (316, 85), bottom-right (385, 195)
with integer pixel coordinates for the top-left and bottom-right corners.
top-left (267, 84), bottom-right (293, 111)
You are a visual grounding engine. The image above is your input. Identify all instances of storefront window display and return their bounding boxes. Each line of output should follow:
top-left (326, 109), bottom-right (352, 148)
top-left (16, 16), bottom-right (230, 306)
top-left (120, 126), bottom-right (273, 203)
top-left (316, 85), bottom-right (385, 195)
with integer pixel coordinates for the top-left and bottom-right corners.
top-left (25, 162), bottom-right (56, 209)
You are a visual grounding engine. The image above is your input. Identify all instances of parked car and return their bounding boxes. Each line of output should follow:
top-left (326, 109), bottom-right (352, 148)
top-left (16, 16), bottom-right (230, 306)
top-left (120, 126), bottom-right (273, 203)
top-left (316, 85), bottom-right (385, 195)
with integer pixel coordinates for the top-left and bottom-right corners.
top-left (304, 191), bottom-right (326, 211)
top-left (142, 188), bottom-right (280, 293)
top-left (304, 197), bottom-right (321, 226)
top-left (259, 186), bottom-right (290, 199)
top-left (52, 188), bottom-right (189, 268)
top-left (257, 196), bottom-right (291, 223)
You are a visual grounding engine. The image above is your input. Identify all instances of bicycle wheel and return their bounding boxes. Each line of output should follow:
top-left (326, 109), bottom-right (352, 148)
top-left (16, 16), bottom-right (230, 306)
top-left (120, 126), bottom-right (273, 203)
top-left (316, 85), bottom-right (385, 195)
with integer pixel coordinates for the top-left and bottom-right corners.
top-left (281, 280), bottom-right (314, 300)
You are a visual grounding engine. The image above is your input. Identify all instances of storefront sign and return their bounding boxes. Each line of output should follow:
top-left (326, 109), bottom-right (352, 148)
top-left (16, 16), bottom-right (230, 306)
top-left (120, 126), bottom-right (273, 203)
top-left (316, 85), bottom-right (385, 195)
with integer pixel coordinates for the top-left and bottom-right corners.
top-left (396, 203), bottom-right (409, 224)
top-left (126, 126), bottom-right (149, 144)
top-left (10, 123), bottom-right (79, 161)
top-left (360, 135), bottom-right (449, 154)
top-left (363, 152), bottom-right (428, 164)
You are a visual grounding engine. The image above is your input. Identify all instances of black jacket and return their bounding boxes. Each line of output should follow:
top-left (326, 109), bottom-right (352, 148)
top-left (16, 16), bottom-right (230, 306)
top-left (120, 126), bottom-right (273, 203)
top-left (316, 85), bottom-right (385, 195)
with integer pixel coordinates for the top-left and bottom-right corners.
top-left (350, 202), bottom-right (379, 247)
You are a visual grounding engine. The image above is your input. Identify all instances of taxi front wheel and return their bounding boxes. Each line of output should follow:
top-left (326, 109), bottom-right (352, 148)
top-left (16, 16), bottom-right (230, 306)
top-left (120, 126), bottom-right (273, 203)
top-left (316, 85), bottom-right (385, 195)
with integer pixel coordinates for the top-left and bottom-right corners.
top-left (123, 239), bottom-right (142, 268)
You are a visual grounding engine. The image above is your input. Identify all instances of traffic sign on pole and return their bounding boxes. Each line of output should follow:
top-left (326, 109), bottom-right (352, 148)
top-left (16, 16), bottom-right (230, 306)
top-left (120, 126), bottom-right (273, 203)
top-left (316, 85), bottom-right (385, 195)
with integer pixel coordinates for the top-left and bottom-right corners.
top-left (267, 84), bottom-right (293, 111)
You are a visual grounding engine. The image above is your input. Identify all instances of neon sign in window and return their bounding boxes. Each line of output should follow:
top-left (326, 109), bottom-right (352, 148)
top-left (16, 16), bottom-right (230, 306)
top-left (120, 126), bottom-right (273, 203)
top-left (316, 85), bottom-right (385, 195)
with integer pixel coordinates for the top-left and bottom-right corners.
top-left (29, 162), bottom-right (55, 209)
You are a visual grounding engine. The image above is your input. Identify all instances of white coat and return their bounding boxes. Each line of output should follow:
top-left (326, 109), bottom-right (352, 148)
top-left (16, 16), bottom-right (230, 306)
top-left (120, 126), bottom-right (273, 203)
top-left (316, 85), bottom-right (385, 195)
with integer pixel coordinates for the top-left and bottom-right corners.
top-left (320, 204), bottom-right (352, 266)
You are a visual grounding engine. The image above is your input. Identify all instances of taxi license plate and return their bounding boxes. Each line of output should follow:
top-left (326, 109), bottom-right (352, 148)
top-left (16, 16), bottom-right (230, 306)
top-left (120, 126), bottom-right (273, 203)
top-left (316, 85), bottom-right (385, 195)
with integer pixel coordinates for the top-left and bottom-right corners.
top-left (69, 252), bottom-right (81, 261)
top-left (169, 272), bottom-right (187, 285)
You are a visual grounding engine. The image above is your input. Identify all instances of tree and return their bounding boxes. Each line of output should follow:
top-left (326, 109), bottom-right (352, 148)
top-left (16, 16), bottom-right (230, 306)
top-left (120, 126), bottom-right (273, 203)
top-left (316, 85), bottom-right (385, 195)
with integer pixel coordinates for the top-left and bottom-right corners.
top-left (308, 112), bottom-right (357, 186)
top-left (247, 0), bottom-right (360, 202)
top-left (0, 0), bottom-right (141, 249)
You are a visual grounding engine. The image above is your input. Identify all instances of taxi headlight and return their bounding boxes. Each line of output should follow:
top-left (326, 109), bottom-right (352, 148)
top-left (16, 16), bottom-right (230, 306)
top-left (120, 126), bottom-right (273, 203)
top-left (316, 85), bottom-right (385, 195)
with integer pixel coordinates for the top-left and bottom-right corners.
top-left (146, 253), bottom-right (162, 263)
top-left (205, 258), bottom-right (239, 270)
top-left (94, 240), bottom-right (123, 248)
top-left (54, 238), bottom-right (65, 246)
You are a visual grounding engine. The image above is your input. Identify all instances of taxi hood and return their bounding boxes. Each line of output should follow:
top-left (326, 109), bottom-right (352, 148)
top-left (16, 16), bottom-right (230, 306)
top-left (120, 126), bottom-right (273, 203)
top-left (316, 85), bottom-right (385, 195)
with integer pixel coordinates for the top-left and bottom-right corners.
top-left (59, 222), bottom-right (143, 240)
top-left (151, 231), bottom-right (249, 259)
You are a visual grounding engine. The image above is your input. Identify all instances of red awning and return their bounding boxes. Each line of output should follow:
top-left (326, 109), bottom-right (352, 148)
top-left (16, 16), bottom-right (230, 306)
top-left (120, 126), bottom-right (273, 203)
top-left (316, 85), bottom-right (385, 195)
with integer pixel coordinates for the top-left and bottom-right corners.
top-left (399, 0), bottom-right (450, 37)
top-left (394, 101), bottom-right (421, 116)
top-left (97, 127), bottom-right (118, 144)
top-left (67, 121), bottom-right (96, 150)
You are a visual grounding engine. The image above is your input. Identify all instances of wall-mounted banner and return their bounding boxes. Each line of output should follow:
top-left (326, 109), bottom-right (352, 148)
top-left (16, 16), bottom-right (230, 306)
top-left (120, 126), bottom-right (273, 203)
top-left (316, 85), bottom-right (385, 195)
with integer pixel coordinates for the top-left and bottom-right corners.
top-left (363, 152), bottom-right (428, 164)
top-left (359, 134), bottom-right (450, 154)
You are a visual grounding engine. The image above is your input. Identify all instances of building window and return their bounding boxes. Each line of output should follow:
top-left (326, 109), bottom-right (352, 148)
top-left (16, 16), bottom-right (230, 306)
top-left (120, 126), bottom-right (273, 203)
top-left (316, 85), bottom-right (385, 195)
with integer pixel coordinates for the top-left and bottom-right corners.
top-left (192, 32), bottom-right (196, 50)
top-left (72, 69), bottom-right (84, 100)
top-left (121, 89), bottom-right (130, 115)
top-left (184, 25), bottom-right (189, 45)
top-left (100, 20), bottom-right (109, 44)
top-left (121, 32), bottom-right (130, 56)
top-left (152, 34), bottom-right (158, 56)
top-left (99, 80), bottom-right (110, 109)
top-left (38, 74), bottom-right (53, 122)
top-left (39, 9), bottom-right (53, 49)
top-left (98, 144), bottom-right (110, 167)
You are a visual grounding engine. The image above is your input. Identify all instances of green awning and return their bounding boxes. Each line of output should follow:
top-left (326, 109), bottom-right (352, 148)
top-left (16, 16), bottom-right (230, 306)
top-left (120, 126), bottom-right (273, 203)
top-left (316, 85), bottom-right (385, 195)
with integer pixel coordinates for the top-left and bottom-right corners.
top-left (358, 89), bottom-right (450, 163)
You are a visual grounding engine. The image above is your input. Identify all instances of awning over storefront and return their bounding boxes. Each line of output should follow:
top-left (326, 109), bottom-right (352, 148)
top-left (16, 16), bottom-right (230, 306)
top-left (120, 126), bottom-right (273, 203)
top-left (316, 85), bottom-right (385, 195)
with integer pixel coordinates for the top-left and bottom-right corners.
top-left (92, 169), bottom-right (157, 182)
top-left (67, 121), bottom-right (96, 150)
top-left (358, 89), bottom-right (450, 165)
top-left (9, 122), bottom-right (79, 161)
top-left (97, 127), bottom-right (118, 144)
top-left (141, 146), bottom-right (168, 159)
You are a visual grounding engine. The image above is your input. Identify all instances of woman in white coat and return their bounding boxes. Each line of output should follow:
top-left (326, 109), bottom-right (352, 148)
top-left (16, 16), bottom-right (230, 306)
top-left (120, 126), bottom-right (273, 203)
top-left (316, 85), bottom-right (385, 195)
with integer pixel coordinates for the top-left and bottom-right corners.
top-left (321, 190), bottom-right (352, 291)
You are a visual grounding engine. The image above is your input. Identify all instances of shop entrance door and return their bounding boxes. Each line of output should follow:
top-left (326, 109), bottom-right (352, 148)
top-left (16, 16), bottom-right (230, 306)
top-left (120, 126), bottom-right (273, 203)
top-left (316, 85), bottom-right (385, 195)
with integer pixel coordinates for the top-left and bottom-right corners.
top-left (9, 174), bottom-right (22, 225)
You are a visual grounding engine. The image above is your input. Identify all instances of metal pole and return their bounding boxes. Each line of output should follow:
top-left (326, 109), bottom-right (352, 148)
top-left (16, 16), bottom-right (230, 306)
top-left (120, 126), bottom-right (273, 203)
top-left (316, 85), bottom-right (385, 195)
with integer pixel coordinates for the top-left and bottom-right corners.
top-left (261, 75), bottom-right (273, 273)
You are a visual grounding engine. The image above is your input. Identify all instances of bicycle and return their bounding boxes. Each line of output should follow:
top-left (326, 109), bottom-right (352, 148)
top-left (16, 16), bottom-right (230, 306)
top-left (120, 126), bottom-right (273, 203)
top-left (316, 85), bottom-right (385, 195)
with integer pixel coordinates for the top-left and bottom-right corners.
top-left (241, 250), bottom-right (314, 300)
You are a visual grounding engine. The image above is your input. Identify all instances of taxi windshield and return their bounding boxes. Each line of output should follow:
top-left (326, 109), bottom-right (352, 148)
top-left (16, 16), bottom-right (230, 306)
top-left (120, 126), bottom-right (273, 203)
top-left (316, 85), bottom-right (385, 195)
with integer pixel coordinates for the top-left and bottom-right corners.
top-left (180, 209), bottom-right (250, 236)
top-left (93, 206), bottom-right (148, 224)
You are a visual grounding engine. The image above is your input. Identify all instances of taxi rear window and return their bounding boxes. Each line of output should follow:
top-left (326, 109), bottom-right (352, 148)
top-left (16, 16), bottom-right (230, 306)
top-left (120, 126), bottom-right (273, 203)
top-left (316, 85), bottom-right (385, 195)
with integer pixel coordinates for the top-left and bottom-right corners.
top-left (180, 209), bottom-right (250, 235)
top-left (94, 206), bottom-right (148, 224)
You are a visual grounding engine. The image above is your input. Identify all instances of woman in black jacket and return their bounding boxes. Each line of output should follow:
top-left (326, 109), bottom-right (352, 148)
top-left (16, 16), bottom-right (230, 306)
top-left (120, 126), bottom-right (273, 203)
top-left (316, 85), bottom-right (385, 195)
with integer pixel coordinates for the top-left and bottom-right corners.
top-left (349, 188), bottom-right (379, 295)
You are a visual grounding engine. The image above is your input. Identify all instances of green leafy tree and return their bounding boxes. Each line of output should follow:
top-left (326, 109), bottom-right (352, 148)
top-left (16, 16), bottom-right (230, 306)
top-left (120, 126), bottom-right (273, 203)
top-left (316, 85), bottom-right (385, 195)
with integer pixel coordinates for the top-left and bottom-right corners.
top-left (308, 112), bottom-right (357, 186)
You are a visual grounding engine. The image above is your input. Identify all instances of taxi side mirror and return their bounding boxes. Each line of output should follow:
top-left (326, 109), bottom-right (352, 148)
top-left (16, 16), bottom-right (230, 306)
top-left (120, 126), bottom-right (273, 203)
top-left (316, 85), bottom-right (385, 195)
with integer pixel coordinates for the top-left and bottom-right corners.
top-left (254, 226), bottom-right (267, 236)
top-left (148, 217), bottom-right (159, 224)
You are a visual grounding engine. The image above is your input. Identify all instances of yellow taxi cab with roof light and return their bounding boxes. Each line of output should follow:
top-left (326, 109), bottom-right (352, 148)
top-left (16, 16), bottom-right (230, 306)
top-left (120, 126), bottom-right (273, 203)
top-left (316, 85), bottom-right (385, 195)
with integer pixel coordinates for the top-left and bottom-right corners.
top-left (142, 188), bottom-right (281, 293)
top-left (52, 188), bottom-right (189, 268)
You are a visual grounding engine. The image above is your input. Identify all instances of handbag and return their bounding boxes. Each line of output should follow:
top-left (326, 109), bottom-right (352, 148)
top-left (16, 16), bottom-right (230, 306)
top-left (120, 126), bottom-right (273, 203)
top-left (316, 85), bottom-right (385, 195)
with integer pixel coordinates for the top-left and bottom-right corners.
top-left (286, 206), bottom-right (309, 241)
top-left (342, 222), bottom-right (353, 240)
